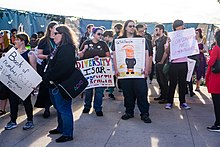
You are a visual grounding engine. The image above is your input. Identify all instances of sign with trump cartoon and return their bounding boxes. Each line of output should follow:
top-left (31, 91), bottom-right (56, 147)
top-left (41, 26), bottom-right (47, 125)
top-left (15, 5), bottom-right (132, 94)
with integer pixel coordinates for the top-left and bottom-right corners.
top-left (114, 38), bottom-right (145, 79)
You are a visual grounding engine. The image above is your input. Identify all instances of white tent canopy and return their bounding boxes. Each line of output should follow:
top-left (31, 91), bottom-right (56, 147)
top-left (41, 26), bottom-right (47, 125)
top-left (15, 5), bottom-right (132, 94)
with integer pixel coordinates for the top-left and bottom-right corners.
top-left (0, 0), bottom-right (220, 24)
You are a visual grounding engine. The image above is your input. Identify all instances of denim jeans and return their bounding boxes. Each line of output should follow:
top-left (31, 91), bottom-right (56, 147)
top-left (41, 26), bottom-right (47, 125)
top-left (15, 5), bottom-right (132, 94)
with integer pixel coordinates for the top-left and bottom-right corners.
top-left (84, 87), bottom-right (105, 112)
top-left (49, 87), bottom-right (73, 137)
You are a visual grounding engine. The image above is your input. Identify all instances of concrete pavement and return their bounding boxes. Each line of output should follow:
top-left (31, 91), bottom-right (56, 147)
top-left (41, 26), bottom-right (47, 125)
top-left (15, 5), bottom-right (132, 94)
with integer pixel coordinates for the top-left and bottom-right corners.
top-left (0, 79), bottom-right (219, 147)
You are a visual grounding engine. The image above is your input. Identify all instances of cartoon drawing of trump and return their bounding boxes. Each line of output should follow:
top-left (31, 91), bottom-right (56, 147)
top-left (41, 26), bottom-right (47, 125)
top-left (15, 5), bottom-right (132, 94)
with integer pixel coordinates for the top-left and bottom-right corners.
top-left (122, 44), bottom-right (136, 74)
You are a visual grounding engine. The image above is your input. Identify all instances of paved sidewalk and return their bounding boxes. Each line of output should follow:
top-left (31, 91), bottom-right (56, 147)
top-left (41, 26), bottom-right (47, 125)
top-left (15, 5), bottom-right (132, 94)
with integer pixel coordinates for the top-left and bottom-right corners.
top-left (0, 80), bottom-right (220, 147)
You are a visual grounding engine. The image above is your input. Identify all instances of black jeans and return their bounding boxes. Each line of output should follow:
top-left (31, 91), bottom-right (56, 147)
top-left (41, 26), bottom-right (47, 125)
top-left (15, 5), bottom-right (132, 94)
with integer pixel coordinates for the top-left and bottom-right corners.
top-left (168, 62), bottom-right (187, 104)
top-left (9, 92), bottom-right (33, 123)
top-left (120, 78), bottom-right (149, 115)
top-left (156, 64), bottom-right (168, 100)
top-left (149, 61), bottom-right (155, 81)
top-left (211, 94), bottom-right (220, 126)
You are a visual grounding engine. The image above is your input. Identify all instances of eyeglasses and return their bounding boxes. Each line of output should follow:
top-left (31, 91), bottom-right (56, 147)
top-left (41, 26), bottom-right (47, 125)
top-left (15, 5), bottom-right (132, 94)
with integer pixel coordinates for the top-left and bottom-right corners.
top-left (54, 32), bottom-right (61, 35)
top-left (97, 33), bottom-right (103, 36)
top-left (128, 25), bottom-right (135, 28)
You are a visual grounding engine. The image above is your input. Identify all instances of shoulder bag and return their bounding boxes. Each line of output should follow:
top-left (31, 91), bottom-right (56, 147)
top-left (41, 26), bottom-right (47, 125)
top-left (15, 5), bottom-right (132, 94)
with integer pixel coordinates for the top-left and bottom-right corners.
top-left (163, 61), bottom-right (171, 75)
top-left (212, 60), bottom-right (220, 73)
top-left (55, 69), bottom-right (88, 100)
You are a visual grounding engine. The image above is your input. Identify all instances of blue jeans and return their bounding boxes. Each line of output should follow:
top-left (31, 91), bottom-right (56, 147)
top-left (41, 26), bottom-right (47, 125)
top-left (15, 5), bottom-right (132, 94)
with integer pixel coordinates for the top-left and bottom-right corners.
top-left (49, 87), bottom-right (73, 137)
top-left (84, 87), bottom-right (105, 112)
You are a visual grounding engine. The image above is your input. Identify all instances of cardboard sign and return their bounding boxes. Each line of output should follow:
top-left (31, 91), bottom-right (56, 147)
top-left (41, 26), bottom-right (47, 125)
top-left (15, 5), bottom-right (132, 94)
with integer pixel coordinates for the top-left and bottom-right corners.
top-left (168, 28), bottom-right (199, 60)
top-left (76, 57), bottom-right (114, 89)
top-left (114, 38), bottom-right (145, 79)
top-left (0, 48), bottom-right (42, 100)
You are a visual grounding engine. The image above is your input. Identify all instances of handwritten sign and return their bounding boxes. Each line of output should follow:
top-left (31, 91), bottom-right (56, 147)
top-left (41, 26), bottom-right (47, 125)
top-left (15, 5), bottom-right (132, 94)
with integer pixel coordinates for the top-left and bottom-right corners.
top-left (186, 58), bottom-right (196, 82)
top-left (0, 48), bottom-right (42, 100)
top-left (76, 57), bottom-right (114, 89)
top-left (114, 38), bottom-right (145, 79)
top-left (168, 28), bottom-right (199, 60)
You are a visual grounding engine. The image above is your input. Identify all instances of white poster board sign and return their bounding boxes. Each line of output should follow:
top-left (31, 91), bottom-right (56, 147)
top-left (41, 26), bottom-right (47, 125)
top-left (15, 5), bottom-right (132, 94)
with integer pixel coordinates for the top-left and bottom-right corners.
top-left (186, 58), bottom-right (196, 82)
top-left (114, 38), bottom-right (145, 79)
top-left (76, 57), bottom-right (114, 89)
top-left (168, 28), bottom-right (199, 60)
top-left (0, 48), bottom-right (42, 100)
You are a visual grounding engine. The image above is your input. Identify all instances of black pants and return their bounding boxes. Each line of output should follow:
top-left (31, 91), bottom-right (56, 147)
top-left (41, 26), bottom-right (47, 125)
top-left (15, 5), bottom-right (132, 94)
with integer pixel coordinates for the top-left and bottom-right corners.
top-left (211, 94), bottom-right (220, 126)
top-left (9, 92), bottom-right (33, 123)
top-left (149, 61), bottom-right (155, 81)
top-left (34, 63), bottom-right (52, 108)
top-left (168, 62), bottom-right (187, 104)
top-left (156, 64), bottom-right (168, 100)
top-left (186, 79), bottom-right (193, 93)
top-left (120, 78), bottom-right (149, 115)
top-left (117, 78), bottom-right (122, 90)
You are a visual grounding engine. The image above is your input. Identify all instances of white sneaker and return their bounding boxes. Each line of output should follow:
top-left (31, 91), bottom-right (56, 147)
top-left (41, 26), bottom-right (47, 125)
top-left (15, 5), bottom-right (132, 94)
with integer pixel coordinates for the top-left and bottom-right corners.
top-left (207, 125), bottom-right (220, 132)
top-left (180, 103), bottom-right (191, 110)
top-left (165, 103), bottom-right (172, 109)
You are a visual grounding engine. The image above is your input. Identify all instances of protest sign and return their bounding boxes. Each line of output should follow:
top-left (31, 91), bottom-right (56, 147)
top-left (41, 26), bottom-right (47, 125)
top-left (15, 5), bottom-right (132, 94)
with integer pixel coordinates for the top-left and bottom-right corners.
top-left (0, 48), bottom-right (42, 100)
top-left (168, 28), bottom-right (199, 60)
top-left (76, 57), bottom-right (114, 89)
top-left (114, 38), bottom-right (145, 79)
top-left (187, 58), bottom-right (196, 82)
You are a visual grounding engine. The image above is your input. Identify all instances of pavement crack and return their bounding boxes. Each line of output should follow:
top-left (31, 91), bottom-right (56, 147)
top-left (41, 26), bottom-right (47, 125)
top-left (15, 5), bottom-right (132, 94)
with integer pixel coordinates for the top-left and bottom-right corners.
top-left (185, 110), bottom-right (196, 147)
top-left (104, 117), bottom-right (121, 147)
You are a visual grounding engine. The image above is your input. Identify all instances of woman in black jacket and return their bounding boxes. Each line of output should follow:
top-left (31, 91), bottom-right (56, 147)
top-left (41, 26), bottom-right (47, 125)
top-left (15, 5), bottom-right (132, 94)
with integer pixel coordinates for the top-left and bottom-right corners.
top-left (44, 25), bottom-right (77, 143)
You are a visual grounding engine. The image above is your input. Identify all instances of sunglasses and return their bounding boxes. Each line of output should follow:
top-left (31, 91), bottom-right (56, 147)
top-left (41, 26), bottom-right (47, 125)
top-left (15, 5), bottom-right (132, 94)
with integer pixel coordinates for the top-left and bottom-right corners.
top-left (97, 33), bottom-right (103, 36)
top-left (128, 25), bottom-right (135, 28)
top-left (0, 31), bottom-right (4, 36)
top-left (54, 32), bottom-right (61, 35)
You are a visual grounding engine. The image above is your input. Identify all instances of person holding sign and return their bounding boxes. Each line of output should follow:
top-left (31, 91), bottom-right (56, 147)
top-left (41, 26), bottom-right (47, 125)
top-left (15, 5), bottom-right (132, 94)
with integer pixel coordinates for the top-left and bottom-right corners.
top-left (79, 27), bottom-right (110, 117)
top-left (112, 20), bottom-right (151, 123)
top-left (164, 20), bottom-right (191, 110)
top-left (5, 32), bottom-right (37, 130)
top-left (103, 30), bottom-right (116, 100)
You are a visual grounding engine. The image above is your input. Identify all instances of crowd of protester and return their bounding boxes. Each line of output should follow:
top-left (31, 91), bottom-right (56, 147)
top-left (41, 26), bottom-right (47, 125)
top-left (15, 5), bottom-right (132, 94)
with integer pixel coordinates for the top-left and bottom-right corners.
top-left (0, 19), bottom-right (219, 143)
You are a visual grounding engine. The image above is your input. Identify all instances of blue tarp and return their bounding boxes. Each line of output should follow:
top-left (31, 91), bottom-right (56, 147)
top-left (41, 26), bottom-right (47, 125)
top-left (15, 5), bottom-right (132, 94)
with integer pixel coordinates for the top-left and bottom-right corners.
top-left (79, 18), bottom-right (112, 36)
top-left (0, 8), bottom-right (52, 36)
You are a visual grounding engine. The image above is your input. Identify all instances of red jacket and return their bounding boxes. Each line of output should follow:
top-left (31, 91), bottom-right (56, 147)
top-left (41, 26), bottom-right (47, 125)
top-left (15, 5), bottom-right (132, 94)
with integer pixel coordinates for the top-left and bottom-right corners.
top-left (206, 45), bottom-right (220, 94)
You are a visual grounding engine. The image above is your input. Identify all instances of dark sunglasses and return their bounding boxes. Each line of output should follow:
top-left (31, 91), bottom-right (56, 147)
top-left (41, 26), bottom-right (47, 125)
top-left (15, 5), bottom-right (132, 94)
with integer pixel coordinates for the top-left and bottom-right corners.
top-left (54, 32), bottom-right (61, 35)
top-left (128, 25), bottom-right (135, 28)
top-left (97, 33), bottom-right (103, 36)
top-left (0, 31), bottom-right (5, 36)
